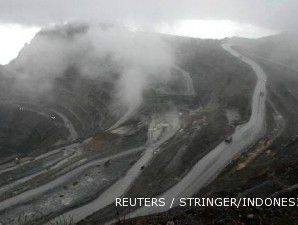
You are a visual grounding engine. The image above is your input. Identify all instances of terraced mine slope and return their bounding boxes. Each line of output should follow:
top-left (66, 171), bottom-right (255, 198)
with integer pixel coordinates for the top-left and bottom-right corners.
top-left (0, 24), bottom-right (257, 225)
top-left (118, 33), bottom-right (298, 225)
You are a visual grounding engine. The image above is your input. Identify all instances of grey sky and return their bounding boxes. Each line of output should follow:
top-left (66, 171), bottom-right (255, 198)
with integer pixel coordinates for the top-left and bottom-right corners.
top-left (0, 0), bottom-right (297, 32)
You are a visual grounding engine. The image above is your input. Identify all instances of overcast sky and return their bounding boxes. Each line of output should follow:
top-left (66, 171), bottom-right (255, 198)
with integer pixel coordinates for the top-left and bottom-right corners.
top-left (0, 0), bottom-right (297, 64)
top-left (0, 0), bottom-right (297, 31)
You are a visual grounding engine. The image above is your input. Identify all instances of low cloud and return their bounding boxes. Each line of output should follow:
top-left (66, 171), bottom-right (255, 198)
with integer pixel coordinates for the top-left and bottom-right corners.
top-left (6, 23), bottom-right (174, 122)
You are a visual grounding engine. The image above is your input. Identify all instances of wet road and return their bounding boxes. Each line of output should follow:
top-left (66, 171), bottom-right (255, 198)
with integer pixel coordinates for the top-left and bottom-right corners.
top-left (48, 112), bottom-right (180, 224)
top-left (131, 43), bottom-right (267, 217)
top-left (0, 147), bottom-right (144, 212)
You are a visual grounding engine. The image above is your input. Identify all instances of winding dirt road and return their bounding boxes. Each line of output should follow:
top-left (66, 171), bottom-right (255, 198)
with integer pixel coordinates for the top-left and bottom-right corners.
top-left (0, 43), bottom-right (267, 225)
top-left (47, 43), bottom-right (267, 224)
top-left (130, 43), bottom-right (267, 217)
top-left (48, 111), bottom-right (181, 224)
top-left (0, 147), bottom-right (144, 212)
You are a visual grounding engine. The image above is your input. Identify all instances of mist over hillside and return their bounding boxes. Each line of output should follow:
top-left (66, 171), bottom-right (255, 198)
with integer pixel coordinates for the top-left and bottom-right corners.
top-left (1, 1), bottom-right (298, 225)
top-left (0, 19), bottom-right (298, 225)
top-left (0, 22), bottom-right (260, 225)
top-left (6, 23), bottom-right (176, 120)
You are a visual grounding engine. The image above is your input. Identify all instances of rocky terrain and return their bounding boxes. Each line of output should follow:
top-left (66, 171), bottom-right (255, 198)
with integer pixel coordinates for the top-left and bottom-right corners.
top-left (1, 24), bottom-right (290, 225)
top-left (115, 34), bottom-right (298, 225)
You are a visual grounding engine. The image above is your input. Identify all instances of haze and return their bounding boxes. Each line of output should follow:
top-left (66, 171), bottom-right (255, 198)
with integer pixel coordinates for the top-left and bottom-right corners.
top-left (1, 0), bottom-right (297, 64)
top-left (1, 1), bottom-right (298, 224)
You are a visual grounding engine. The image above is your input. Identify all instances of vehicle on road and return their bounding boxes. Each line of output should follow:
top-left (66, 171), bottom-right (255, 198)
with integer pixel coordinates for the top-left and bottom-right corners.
top-left (224, 136), bottom-right (233, 144)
